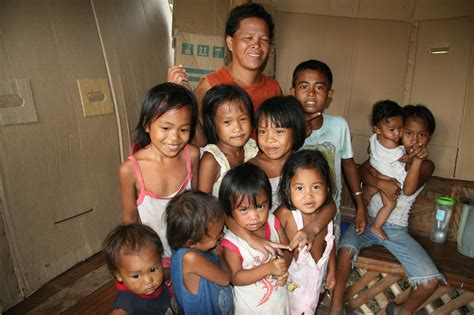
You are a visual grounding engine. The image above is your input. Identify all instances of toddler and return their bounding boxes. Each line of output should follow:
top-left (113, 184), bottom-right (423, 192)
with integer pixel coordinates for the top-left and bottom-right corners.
top-left (103, 223), bottom-right (179, 314)
top-left (364, 100), bottom-right (406, 240)
top-left (276, 150), bottom-right (336, 314)
top-left (167, 190), bottom-right (234, 314)
top-left (220, 163), bottom-right (291, 314)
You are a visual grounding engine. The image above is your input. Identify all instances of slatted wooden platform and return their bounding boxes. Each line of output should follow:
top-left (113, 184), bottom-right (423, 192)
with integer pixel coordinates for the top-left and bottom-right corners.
top-left (344, 237), bottom-right (474, 314)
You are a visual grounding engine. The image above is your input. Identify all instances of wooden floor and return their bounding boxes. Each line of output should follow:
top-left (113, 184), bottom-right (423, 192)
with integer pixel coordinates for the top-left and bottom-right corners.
top-left (4, 252), bottom-right (116, 315)
top-left (4, 251), bottom-right (332, 315)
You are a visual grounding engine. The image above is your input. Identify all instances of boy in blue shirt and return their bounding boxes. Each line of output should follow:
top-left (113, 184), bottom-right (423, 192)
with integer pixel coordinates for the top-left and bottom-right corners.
top-left (291, 59), bottom-right (367, 242)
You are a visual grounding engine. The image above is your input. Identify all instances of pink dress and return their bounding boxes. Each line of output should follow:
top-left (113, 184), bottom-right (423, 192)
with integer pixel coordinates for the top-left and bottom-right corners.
top-left (287, 210), bottom-right (334, 314)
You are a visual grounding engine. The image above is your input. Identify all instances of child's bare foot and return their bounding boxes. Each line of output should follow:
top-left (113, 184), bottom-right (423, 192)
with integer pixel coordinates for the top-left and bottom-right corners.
top-left (370, 225), bottom-right (388, 240)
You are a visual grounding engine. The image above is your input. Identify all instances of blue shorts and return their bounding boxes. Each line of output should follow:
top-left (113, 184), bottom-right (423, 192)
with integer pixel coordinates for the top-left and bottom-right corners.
top-left (338, 220), bottom-right (445, 287)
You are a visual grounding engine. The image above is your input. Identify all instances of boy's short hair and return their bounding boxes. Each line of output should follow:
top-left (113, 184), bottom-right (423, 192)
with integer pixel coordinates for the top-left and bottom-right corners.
top-left (166, 190), bottom-right (225, 250)
top-left (103, 223), bottom-right (163, 274)
top-left (370, 100), bottom-right (403, 126)
top-left (202, 84), bottom-right (255, 144)
top-left (256, 96), bottom-right (306, 151)
top-left (225, 3), bottom-right (274, 41)
top-left (403, 104), bottom-right (436, 135)
top-left (279, 150), bottom-right (334, 210)
top-left (292, 59), bottom-right (333, 88)
top-left (218, 163), bottom-right (272, 217)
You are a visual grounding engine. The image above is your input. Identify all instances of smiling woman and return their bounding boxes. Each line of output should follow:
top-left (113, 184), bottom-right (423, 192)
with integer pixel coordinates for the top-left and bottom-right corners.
top-left (189, 3), bottom-right (282, 147)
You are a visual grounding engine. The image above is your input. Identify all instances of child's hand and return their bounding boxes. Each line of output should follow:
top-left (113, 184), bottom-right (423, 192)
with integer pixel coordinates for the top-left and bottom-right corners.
top-left (167, 65), bottom-right (191, 90)
top-left (276, 272), bottom-right (288, 286)
top-left (412, 144), bottom-right (429, 160)
top-left (248, 237), bottom-right (289, 261)
top-left (268, 257), bottom-right (287, 277)
top-left (289, 228), bottom-right (314, 252)
top-left (377, 178), bottom-right (401, 202)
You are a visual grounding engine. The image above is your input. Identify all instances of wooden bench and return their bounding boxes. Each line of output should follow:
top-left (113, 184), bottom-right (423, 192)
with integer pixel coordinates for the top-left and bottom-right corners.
top-left (340, 176), bottom-right (474, 314)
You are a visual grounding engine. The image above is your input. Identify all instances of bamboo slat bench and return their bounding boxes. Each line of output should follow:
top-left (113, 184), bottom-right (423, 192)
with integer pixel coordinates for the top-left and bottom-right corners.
top-left (340, 176), bottom-right (474, 314)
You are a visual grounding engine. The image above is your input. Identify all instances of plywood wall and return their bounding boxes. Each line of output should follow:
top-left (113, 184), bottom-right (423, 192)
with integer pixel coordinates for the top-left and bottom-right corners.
top-left (0, 0), bottom-right (173, 309)
top-left (275, 1), bottom-right (474, 180)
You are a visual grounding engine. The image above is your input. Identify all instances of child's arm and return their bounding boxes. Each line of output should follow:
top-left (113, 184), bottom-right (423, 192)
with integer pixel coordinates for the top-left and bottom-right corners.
top-left (288, 200), bottom-right (336, 251)
top-left (183, 247), bottom-right (231, 287)
top-left (342, 158), bottom-right (367, 235)
top-left (325, 240), bottom-right (336, 290)
top-left (188, 144), bottom-right (201, 189)
top-left (119, 160), bottom-right (140, 224)
top-left (198, 153), bottom-right (220, 194)
top-left (225, 215), bottom-right (288, 259)
top-left (403, 145), bottom-right (434, 195)
top-left (359, 160), bottom-right (401, 202)
top-left (224, 247), bottom-right (287, 286)
top-left (110, 309), bottom-right (126, 315)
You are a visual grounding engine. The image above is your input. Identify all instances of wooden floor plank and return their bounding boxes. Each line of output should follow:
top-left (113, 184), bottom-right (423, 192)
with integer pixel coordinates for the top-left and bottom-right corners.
top-left (62, 280), bottom-right (115, 315)
top-left (5, 252), bottom-right (106, 315)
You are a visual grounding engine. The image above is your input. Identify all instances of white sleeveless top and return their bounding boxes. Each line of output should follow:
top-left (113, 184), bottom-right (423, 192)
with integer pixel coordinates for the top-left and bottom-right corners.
top-left (129, 145), bottom-right (193, 261)
top-left (201, 139), bottom-right (258, 198)
top-left (221, 214), bottom-right (290, 314)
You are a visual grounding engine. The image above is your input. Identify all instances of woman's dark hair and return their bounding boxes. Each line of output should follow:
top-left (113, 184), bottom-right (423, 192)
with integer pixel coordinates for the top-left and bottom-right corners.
top-left (134, 83), bottom-right (197, 149)
top-left (103, 223), bottom-right (163, 274)
top-left (202, 84), bottom-right (254, 144)
top-left (279, 150), bottom-right (334, 210)
top-left (403, 104), bottom-right (436, 135)
top-left (256, 96), bottom-right (306, 151)
top-left (225, 3), bottom-right (274, 41)
top-left (218, 163), bottom-right (272, 217)
top-left (370, 99), bottom-right (403, 127)
top-left (166, 190), bottom-right (225, 250)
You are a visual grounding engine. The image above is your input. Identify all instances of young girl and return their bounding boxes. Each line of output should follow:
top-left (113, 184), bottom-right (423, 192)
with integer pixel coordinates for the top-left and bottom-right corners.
top-left (219, 163), bottom-right (291, 314)
top-left (103, 224), bottom-right (179, 314)
top-left (249, 95), bottom-right (306, 213)
top-left (166, 190), bottom-right (234, 315)
top-left (275, 150), bottom-right (336, 314)
top-left (119, 83), bottom-right (200, 271)
top-left (364, 100), bottom-right (406, 240)
top-left (331, 105), bottom-right (443, 315)
top-left (198, 84), bottom-right (258, 197)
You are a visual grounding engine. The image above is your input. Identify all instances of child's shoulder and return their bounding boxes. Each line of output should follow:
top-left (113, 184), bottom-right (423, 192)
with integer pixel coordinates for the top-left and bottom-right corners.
top-left (187, 143), bottom-right (200, 161)
top-left (323, 114), bottom-right (349, 127)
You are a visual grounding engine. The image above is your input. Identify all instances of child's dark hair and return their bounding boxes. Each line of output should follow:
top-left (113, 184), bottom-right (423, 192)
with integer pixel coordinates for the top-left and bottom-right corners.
top-left (279, 150), bottom-right (334, 210)
top-left (166, 190), bottom-right (225, 250)
top-left (103, 223), bottom-right (164, 274)
top-left (292, 59), bottom-right (333, 89)
top-left (256, 96), bottom-right (306, 151)
top-left (225, 3), bottom-right (274, 41)
top-left (370, 100), bottom-right (403, 127)
top-left (202, 84), bottom-right (255, 144)
top-left (219, 163), bottom-right (272, 217)
top-left (403, 104), bottom-right (436, 135)
top-left (134, 83), bottom-right (197, 149)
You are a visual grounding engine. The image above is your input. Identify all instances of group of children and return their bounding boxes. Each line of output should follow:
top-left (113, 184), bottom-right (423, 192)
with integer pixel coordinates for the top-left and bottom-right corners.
top-left (104, 3), bottom-right (443, 315)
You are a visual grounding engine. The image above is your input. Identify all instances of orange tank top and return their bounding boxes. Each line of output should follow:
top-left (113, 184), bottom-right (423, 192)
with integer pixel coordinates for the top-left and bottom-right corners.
top-left (205, 67), bottom-right (281, 112)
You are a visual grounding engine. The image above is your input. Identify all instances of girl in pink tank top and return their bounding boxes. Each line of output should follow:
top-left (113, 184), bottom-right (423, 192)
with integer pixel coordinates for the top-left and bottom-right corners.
top-left (275, 150), bottom-right (336, 314)
top-left (119, 83), bottom-right (200, 270)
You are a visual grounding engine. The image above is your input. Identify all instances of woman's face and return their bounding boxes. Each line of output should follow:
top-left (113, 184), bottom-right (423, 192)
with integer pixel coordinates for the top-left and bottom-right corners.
top-left (226, 17), bottom-right (270, 71)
